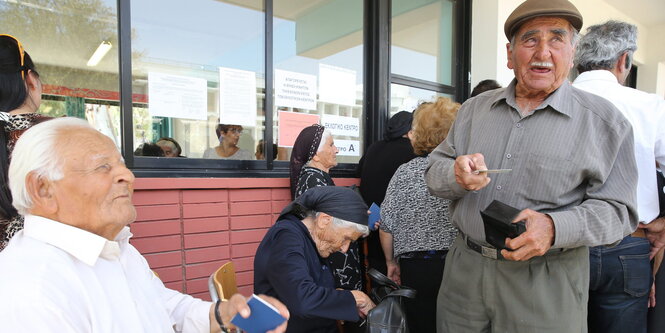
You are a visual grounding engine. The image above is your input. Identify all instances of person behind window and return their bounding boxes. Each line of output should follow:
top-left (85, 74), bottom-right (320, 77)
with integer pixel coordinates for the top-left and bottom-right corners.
top-left (157, 137), bottom-right (184, 157)
top-left (0, 34), bottom-right (52, 251)
top-left (134, 142), bottom-right (164, 157)
top-left (255, 139), bottom-right (277, 160)
top-left (254, 186), bottom-right (375, 333)
top-left (470, 79), bottom-right (502, 98)
top-left (380, 97), bottom-right (460, 333)
top-left (203, 124), bottom-right (253, 160)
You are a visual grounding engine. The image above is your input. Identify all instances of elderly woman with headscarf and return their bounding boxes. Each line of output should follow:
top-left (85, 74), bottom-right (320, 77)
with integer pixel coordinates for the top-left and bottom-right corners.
top-left (289, 124), bottom-right (339, 199)
top-left (289, 124), bottom-right (364, 298)
top-left (379, 97), bottom-right (460, 333)
top-left (254, 186), bottom-right (376, 333)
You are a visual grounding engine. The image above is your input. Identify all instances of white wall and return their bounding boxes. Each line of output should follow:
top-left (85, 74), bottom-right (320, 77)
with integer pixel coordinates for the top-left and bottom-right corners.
top-left (644, 24), bottom-right (665, 98)
top-left (470, 0), bottom-right (664, 94)
top-left (470, 0), bottom-right (522, 89)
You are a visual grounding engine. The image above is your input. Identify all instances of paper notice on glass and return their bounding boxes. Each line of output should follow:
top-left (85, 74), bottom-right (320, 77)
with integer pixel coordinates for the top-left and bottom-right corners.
top-left (278, 111), bottom-right (320, 148)
top-left (321, 114), bottom-right (360, 138)
top-left (335, 139), bottom-right (360, 156)
top-left (148, 72), bottom-right (207, 121)
top-left (275, 69), bottom-right (317, 110)
top-left (219, 67), bottom-right (257, 127)
top-left (318, 64), bottom-right (357, 106)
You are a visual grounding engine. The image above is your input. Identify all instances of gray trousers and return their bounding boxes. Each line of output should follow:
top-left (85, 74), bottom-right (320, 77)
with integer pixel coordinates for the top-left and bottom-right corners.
top-left (437, 235), bottom-right (589, 333)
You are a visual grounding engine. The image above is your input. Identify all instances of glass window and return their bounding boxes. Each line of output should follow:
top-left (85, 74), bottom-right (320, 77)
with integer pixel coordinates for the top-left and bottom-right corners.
top-left (273, 0), bottom-right (364, 164)
top-left (390, 83), bottom-right (451, 116)
top-left (130, 0), bottom-right (264, 159)
top-left (391, 0), bottom-right (455, 86)
top-left (0, 0), bottom-right (120, 142)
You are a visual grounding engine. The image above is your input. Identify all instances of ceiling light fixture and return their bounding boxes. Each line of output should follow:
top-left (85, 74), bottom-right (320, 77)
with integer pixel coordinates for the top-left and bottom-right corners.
top-left (86, 40), bottom-right (112, 67)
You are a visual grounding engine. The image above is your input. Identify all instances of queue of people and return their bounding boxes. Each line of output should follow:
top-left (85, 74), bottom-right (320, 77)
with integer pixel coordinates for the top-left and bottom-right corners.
top-left (1, 0), bottom-right (665, 332)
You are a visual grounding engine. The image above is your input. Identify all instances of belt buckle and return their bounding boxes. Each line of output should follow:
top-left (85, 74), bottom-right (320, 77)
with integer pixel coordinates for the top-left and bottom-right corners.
top-left (481, 246), bottom-right (498, 259)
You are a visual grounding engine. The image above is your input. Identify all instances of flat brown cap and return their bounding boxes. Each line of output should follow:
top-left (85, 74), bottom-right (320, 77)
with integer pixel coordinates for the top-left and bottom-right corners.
top-left (504, 0), bottom-right (583, 40)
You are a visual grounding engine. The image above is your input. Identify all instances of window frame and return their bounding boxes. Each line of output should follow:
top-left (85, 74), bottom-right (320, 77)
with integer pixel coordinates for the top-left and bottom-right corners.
top-left (116, 0), bottom-right (470, 178)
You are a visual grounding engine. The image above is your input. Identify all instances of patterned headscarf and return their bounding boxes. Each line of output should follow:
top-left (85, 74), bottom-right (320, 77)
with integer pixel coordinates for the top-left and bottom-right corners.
top-left (289, 124), bottom-right (325, 199)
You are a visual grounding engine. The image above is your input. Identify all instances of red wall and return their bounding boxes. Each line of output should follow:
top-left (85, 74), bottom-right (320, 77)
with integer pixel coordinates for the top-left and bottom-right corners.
top-left (129, 177), bottom-right (359, 300)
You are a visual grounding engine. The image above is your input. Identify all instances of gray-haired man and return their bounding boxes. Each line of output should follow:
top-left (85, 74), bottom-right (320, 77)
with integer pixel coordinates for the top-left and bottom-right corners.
top-left (573, 20), bottom-right (665, 333)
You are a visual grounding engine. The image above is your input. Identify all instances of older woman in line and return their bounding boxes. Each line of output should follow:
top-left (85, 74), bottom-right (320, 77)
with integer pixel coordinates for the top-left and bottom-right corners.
top-left (290, 124), bottom-right (339, 199)
top-left (0, 34), bottom-right (52, 251)
top-left (254, 186), bottom-right (375, 333)
top-left (203, 123), bottom-right (253, 160)
top-left (379, 97), bottom-right (460, 333)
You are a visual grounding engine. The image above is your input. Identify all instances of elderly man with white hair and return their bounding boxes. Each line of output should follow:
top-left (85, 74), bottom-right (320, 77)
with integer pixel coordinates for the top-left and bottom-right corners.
top-left (0, 117), bottom-right (289, 333)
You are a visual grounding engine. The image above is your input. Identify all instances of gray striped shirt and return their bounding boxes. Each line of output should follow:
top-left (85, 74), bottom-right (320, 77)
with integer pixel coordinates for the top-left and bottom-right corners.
top-left (426, 80), bottom-right (638, 249)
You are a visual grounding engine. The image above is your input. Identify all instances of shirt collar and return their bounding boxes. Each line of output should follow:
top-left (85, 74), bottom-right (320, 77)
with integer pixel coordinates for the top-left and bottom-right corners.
top-left (23, 215), bottom-right (132, 266)
top-left (574, 70), bottom-right (619, 84)
top-left (492, 79), bottom-right (574, 118)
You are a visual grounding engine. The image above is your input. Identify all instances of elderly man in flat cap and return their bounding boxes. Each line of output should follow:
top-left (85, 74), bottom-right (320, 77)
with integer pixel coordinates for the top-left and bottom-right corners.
top-left (254, 186), bottom-right (376, 333)
top-left (0, 117), bottom-right (289, 333)
top-left (425, 0), bottom-right (638, 332)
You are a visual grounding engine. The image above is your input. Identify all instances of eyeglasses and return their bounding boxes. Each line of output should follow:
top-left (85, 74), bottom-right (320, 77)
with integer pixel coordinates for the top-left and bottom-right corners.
top-left (228, 128), bottom-right (244, 134)
top-left (0, 34), bottom-right (26, 80)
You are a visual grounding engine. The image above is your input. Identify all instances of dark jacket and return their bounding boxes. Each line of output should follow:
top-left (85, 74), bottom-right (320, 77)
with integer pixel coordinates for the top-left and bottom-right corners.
top-left (254, 214), bottom-right (358, 333)
top-left (357, 137), bottom-right (417, 270)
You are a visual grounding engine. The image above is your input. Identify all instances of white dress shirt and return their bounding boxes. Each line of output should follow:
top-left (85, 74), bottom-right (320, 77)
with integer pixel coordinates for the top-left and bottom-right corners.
top-left (574, 70), bottom-right (665, 223)
top-left (0, 215), bottom-right (212, 332)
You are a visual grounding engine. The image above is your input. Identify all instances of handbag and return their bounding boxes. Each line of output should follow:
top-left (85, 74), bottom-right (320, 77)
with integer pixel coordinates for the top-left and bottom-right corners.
top-left (365, 268), bottom-right (416, 333)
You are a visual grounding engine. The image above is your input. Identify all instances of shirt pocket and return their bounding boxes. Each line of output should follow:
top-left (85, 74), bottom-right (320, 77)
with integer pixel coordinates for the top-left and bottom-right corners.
top-left (522, 152), bottom-right (579, 206)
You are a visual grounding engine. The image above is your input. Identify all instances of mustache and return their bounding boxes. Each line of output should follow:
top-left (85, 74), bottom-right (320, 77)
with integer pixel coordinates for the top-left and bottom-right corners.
top-left (530, 61), bottom-right (553, 68)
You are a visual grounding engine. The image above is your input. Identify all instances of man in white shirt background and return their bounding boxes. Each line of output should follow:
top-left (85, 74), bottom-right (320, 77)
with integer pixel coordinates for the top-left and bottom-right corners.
top-left (0, 117), bottom-right (289, 333)
top-left (573, 20), bottom-right (665, 333)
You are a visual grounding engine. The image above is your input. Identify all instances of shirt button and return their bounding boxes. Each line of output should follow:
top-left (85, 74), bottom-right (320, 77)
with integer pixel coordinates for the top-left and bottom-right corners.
top-left (496, 185), bottom-right (502, 190)
top-left (506, 154), bottom-right (512, 159)
top-left (516, 123), bottom-right (522, 128)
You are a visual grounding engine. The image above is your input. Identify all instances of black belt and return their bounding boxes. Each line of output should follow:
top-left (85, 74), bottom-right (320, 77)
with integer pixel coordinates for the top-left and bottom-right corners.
top-left (465, 236), bottom-right (503, 260)
top-left (464, 234), bottom-right (567, 260)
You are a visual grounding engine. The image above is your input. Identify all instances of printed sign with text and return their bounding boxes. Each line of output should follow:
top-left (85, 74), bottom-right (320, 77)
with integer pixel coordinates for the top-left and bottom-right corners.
top-left (321, 114), bottom-right (360, 137)
top-left (335, 139), bottom-right (360, 156)
top-left (148, 72), bottom-right (207, 121)
top-left (219, 67), bottom-right (257, 127)
top-left (278, 111), bottom-right (320, 148)
top-left (275, 69), bottom-right (317, 110)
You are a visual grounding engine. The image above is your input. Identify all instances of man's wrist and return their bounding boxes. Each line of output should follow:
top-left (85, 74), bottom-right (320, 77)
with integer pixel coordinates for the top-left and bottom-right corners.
top-left (214, 300), bottom-right (234, 333)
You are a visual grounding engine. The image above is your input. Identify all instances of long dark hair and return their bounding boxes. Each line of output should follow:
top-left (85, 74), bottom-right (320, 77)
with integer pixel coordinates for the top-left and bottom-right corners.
top-left (0, 36), bottom-right (38, 220)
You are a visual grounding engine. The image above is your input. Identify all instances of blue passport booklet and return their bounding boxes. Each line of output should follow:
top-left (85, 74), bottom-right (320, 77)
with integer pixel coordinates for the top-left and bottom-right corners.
top-left (368, 202), bottom-right (381, 230)
top-left (230, 294), bottom-right (286, 333)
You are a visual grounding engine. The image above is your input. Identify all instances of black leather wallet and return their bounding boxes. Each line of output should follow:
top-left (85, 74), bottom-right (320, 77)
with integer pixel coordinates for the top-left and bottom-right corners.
top-left (481, 200), bottom-right (526, 250)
